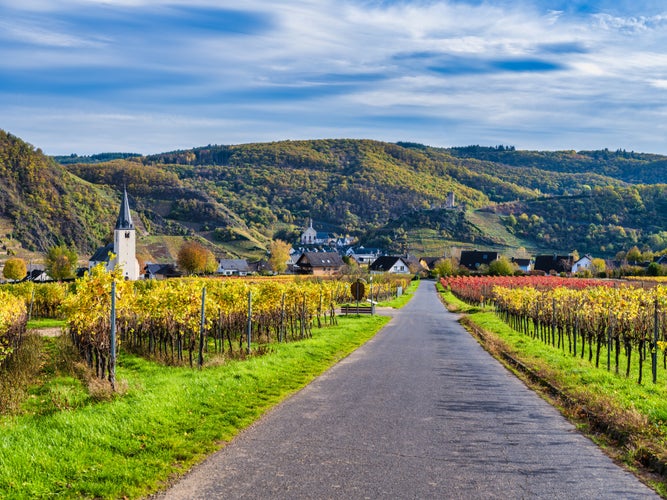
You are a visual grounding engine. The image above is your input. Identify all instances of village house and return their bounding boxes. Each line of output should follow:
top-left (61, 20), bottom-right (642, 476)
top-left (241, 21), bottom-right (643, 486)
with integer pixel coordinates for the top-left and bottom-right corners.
top-left (346, 246), bottom-right (383, 266)
top-left (295, 252), bottom-right (344, 276)
top-left (144, 263), bottom-right (181, 280)
top-left (459, 250), bottom-right (499, 271)
top-left (534, 254), bottom-right (574, 275)
top-left (419, 256), bottom-right (443, 272)
top-left (571, 255), bottom-right (595, 274)
top-left (217, 258), bottom-right (250, 276)
top-left (369, 256), bottom-right (412, 274)
top-left (511, 257), bottom-right (533, 273)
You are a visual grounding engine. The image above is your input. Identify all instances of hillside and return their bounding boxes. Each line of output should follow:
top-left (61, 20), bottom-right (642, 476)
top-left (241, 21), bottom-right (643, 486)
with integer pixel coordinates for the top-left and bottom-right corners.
top-left (4, 130), bottom-right (667, 262)
top-left (0, 130), bottom-right (119, 255)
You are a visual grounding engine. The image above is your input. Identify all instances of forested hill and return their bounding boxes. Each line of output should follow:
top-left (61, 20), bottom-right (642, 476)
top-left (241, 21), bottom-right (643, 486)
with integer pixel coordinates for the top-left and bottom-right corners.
top-left (447, 145), bottom-right (667, 184)
top-left (0, 130), bottom-right (119, 253)
top-left (4, 130), bottom-right (667, 260)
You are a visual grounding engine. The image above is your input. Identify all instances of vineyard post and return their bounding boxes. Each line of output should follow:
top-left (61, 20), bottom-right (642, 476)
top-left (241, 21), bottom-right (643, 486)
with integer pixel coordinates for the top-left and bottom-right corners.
top-left (551, 297), bottom-right (556, 347)
top-left (109, 281), bottom-right (117, 391)
top-left (301, 293), bottom-right (306, 339)
top-left (279, 292), bottom-right (285, 343)
top-left (198, 287), bottom-right (206, 369)
top-left (28, 286), bottom-right (35, 321)
top-left (653, 297), bottom-right (659, 384)
top-left (246, 290), bottom-right (252, 355)
top-left (607, 312), bottom-right (612, 372)
top-left (369, 275), bottom-right (374, 315)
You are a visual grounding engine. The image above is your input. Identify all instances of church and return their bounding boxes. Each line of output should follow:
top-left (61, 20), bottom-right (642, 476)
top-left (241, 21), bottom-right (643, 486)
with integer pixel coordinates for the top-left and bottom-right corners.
top-left (300, 219), bottom-right (334, 246)
top-left (89, 188), bottom-right (141, 280)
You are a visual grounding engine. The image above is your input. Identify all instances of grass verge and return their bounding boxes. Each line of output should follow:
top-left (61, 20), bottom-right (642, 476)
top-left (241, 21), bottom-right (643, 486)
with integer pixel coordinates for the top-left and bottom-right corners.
top-left (376, 278), bottom-right (419, 308)
top-left (438, 288), bottom-right (667, 497)
top-left (0, 314), bottom-right (390, 499)
top-left (27, 318), bottom-right (67, 329)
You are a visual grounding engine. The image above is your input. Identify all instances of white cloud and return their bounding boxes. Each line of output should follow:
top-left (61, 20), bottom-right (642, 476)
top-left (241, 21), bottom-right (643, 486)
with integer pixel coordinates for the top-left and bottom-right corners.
top-left (2, 0), bottom-right (667, 153)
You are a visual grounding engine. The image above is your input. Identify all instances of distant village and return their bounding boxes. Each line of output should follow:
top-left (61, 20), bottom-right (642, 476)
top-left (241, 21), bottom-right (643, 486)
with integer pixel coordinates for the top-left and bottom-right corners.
top-left (1, 191), bottom-right (658, 283)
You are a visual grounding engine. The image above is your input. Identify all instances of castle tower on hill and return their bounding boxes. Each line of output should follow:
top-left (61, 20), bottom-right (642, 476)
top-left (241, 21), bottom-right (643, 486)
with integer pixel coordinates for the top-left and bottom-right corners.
top-left (109, 188), bottom-right (141, 280)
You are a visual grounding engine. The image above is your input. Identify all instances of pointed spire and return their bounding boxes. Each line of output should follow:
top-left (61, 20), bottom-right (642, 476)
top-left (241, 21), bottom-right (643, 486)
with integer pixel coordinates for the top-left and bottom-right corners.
top-left (115, 187), bottom-right (134, 230)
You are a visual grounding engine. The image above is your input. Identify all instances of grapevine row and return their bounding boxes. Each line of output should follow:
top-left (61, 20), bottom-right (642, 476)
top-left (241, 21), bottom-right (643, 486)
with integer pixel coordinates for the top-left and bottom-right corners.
top-left (63, 265), bottom-right (409, 379)
top-left (442, 275), bottom-right (667, 383)
top-left (0, 290), bottom-right (27, 367)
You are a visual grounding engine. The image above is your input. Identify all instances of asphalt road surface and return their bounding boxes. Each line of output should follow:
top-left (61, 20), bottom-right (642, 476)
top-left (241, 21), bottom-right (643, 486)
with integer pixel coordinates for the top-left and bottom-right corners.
top-left (158, 280), bottom-right (658, 499)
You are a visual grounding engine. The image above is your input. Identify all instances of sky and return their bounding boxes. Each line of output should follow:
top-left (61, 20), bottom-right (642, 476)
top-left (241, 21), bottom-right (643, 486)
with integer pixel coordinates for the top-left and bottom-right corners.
top-left (1, 0), bottom-right (667, 155)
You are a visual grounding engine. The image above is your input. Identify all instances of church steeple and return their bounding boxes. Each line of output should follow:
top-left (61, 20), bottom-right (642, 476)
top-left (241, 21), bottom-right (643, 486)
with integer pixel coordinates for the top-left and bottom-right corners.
top-left (116, 187), bottom-right (134, 230)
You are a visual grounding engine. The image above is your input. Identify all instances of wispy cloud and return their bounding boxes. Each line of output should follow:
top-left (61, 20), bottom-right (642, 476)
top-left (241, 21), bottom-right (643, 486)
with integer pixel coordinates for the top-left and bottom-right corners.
top-left (0, 0), bottom-right (666, 154)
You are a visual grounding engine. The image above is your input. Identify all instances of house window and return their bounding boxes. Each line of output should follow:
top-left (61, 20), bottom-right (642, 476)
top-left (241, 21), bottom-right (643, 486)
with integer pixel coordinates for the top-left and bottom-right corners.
top-left (125, 231), bottom-right (131, 239)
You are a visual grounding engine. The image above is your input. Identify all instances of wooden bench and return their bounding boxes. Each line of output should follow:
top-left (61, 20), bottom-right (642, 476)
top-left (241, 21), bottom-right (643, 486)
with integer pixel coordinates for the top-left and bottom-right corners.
top-left (340, 305), bottom-right (374, 315)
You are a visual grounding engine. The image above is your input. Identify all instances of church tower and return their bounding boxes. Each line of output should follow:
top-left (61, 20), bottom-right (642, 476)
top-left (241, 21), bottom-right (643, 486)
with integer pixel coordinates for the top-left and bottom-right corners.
top-left (109, 188), bottom-right (141, 280)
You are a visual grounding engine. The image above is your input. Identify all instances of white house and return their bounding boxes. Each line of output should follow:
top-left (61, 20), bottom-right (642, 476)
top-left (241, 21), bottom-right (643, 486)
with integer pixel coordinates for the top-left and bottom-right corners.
top-left (572, 255), bottom-right (594, 274)
top-left (217, 259), bottom-right (249, 276)
top-left (89, 188), bottom-right (141, 280)
top-left (369, 256), bottom-right (412, 274)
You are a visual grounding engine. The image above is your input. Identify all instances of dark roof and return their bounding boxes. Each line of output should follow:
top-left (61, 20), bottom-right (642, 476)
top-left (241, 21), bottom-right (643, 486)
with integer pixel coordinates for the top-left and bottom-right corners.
top-left (420, 256), bottom-right (443, 269)
top-left (459, 250), bottom-right (499, 270)
top-left (350, 246), bottom-right (382, 255)
top-left (533, 254), bottom-right (573, 273)
top-left (296, 252), bottom-right (344, 268)
top-left (21, 269), bottom-right (49, 282)
top-left (369, 256), bottom-right (408, 272)
top-left (144, 263), bottom-right (181, 278)
top-left (248, 259), bottom-right (272, 273)
top-left (116, 188), bottom-right (134, 230)
top-left (218, 259), bottom-right (250, 272)
top-left (90, 243), bottom-right (114, 263)
top-left (511, 258), bottom-right (532, 267)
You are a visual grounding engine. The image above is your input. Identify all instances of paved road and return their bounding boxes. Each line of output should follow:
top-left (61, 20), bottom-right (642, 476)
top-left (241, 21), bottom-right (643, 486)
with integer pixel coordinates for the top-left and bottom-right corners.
top-left (158, 280), bottom-right (658, 499)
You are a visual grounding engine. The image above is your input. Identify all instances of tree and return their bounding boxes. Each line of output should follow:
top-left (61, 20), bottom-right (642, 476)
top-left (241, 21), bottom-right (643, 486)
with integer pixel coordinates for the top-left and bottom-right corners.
top-left (3, 257), bottom-right (26, 281)
top-left (434, 258), bottom-right (454, 277)
top-left (268, 239), bottom-right (292, 274)
top-left (647, 262), bottom-right (661, 276)
top-left (591, 258), bottom-right (606, 276)
top-left (177, 241), bottom-right (214, 275)
top-left (204, 251), bottom-right (218, 274)
top-left (488, 256), bottom-right (516, 276)
top-left (45, 245), bottom-right (78, 280)
top-left (626, 246), bottom-right (642, 264)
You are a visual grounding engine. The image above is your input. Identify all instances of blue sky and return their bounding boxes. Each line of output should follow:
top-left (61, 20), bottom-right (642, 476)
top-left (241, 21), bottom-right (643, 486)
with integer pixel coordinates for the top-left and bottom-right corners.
top-left (1, 0), bottom-right (667, 155)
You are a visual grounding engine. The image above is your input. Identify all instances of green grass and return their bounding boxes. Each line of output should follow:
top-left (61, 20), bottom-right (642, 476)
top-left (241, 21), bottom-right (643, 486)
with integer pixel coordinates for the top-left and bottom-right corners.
top-left (0, 315), bottom-right (391, 499)
top-left (27, 318), bottom-right (67, 329)
top-left (438, 289), bottom-right (667, 495)
top-left (374, 278), bottom-right (419, 308)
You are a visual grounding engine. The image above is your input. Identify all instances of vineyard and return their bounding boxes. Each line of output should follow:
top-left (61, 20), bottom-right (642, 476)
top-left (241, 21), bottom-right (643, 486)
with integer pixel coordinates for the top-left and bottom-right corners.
top-left (0, 289), bottom-right (27, 368)
top-left (0, 266), bottom-right (410, 385)
top-left (443, 275), bottom-right (667, 384)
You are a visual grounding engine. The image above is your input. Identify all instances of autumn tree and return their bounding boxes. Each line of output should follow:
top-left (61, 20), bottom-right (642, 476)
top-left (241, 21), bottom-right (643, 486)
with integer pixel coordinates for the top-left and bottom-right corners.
top-left (591, 258), bottom-right (606, 276)
top-left (178, 241), bottom-right (215, 275)
top-left (3, 257), bottom-right (27, 281)
top-left (626, 246), bottom-right (642, 264)
top-left (488, 256), bottom-right (516, 276)
top-left (434, 258), bottom-right (454, 277)
top-left (268, 239), bottom-right (292, 274)
top-left (45, 244), bottom-right (78, 280)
